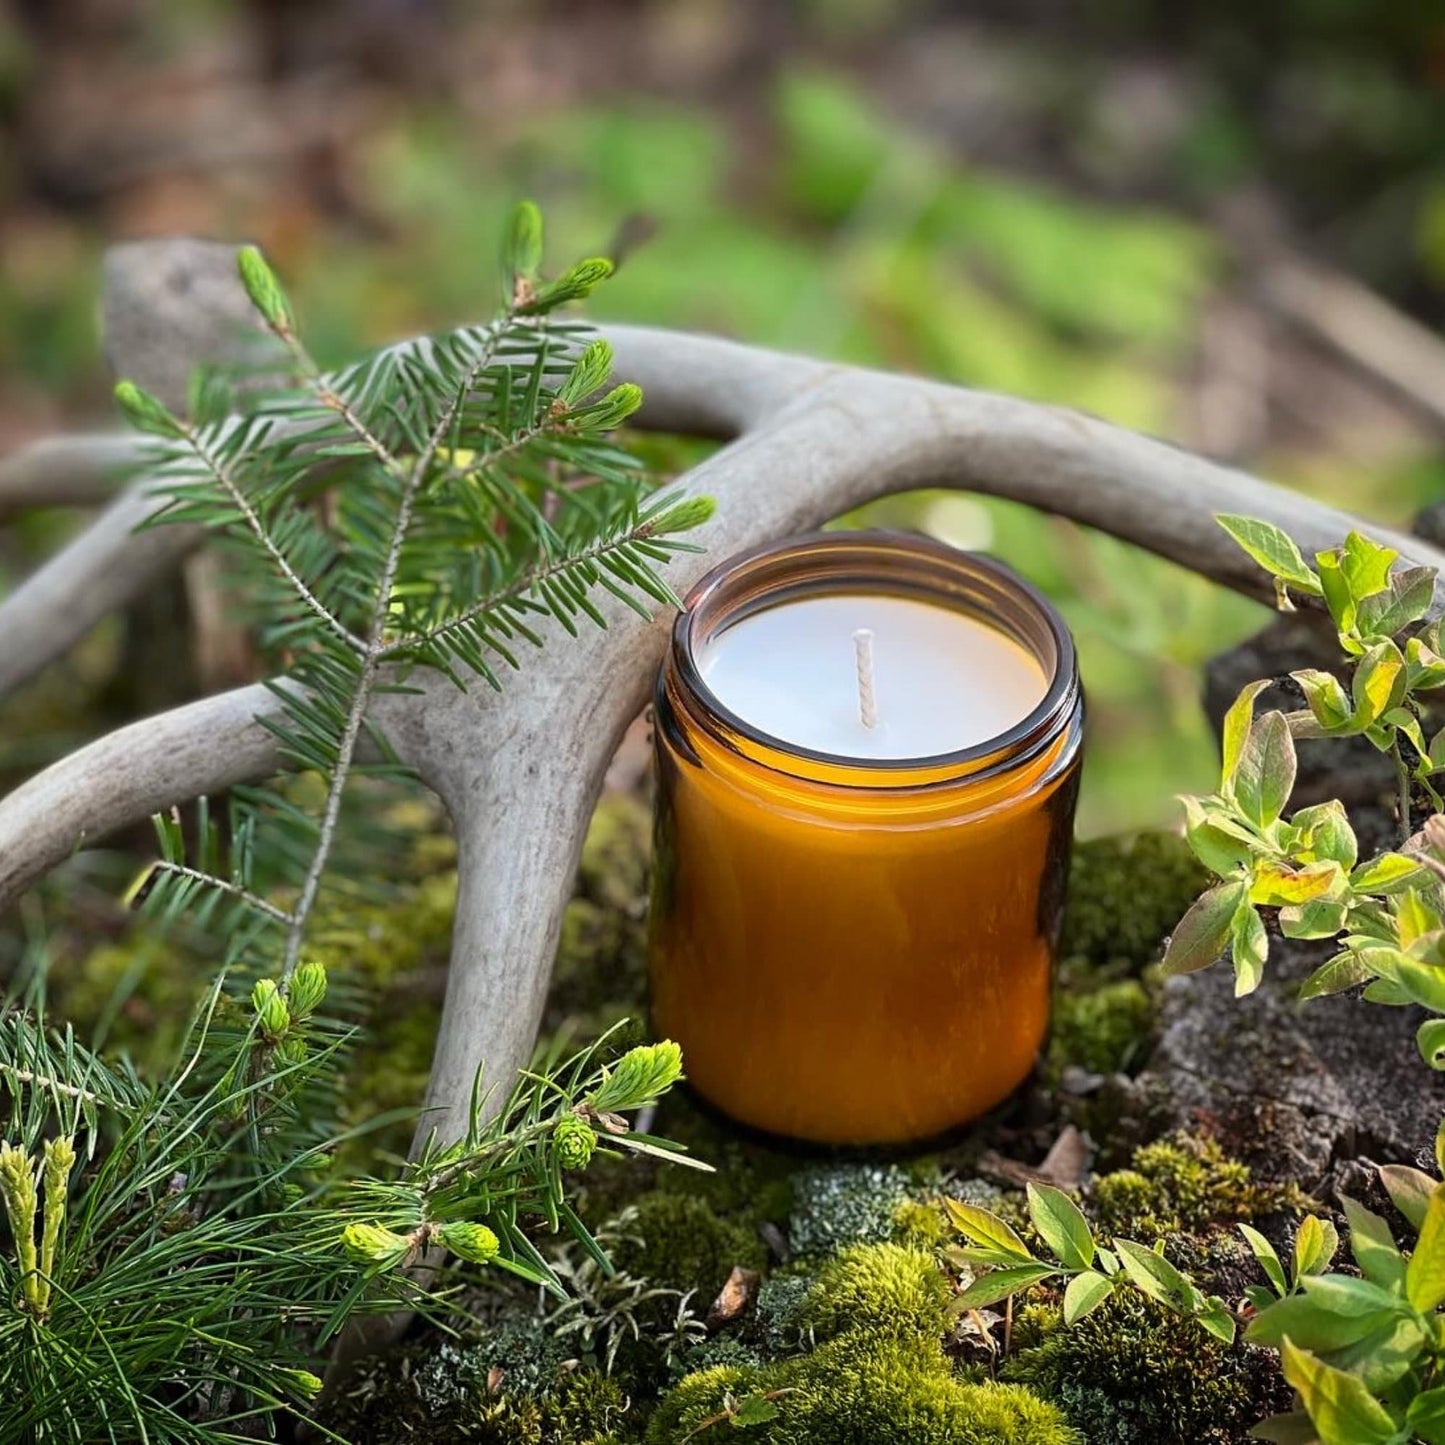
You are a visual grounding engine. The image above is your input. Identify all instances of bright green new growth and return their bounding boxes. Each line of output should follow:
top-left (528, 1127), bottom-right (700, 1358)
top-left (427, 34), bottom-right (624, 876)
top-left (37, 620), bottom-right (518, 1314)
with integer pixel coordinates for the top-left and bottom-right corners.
top-left (1159, 514), bottom-right (1445, 1443)
top-left (0, 204), bottom-right (711, 1444)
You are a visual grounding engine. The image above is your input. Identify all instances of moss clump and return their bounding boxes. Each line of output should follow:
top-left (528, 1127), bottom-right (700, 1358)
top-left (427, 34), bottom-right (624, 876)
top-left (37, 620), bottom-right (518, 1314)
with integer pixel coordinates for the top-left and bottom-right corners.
top-left (1004, 1291), bottom-right (1285, 1445)
top-left (788, 1162), bottom-right (913, 1258)
top-left (891, 1196), bottom-right (949, 1251)
top-left (1092, 1132), bottom-right (1299, 1239)
top-left (796, 1243), bottom-right (950, 1344)
top-left (648, 1242), bottom-right (1077, 1444)
top-left (647, 1339), bottom-right (1077, 1444)
top-left (1050, 978), bottom-right (1153, 1076)
top-left (1059, 833), bottom-right (1208, 976)
top-left (611, 1192), bottom-right (767, 1300)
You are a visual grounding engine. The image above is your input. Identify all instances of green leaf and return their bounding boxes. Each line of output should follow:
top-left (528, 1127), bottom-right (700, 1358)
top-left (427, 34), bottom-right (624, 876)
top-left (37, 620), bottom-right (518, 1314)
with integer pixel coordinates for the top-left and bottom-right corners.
top-left (1161, 882), bottom-right (1246, 977)
top-left (1222, 680), bottom-right (1271, 792)
top-left (1406, 636), bottom-right (1445, 692)
top-left (1197, 1299), bottom-right (1237, 1344)
top-left (1378, 1164), bottom-right (1435, 1233)
top-left (1063, 1269), bottom-right (1113, 1324)
top-left (1292, 801), bottom-right (1360, 871)
top-left (1217, 516), bottom-right (1321, 594)
top-left (1280, 900), bottom-right (1349, 942)
top-left (1182, 796), bottom-right (1257, 876)
top-left (1279, 1339), bottom-right (1400, 1445)
top-left (1340, 1196), bottom-right (1407, 1292)
top-left (1363, 949), bottom-right (1445, 1012)
top-left (1239, 1222), bottom-right (1289, 1297)
top-left (1350, 854), bottom-right (1427, 895)
top-left (942, 1198), bottom-right (1033, 1262)
top-left (1294, 1215), bottom-right (1340, 1280)
top-left (236, 245), bottom-right (292, 332)
top-left (1351, 642), bottom-right (1407, 728)
top-left (1247, 1291), bottom-right (1395, 1354)
top-left (1339, 531), bottom-right (1400, 602)
top-left (1027, 1183), bottom-right (1094, 1271)
top-left (1360, 564), bottom-right (1437, 640)
top-left (1232, 900), bottom-right (1269, 996)
top-left (1115, 1238), bottom-right (1192, 1307)
top-left (1292, 670), bottom-right (1356, 734)
top-left (1299, 951), bottom-right (1372, 999)
top-left (731, 1395), bottom-right (781, 1427)
top-left (954, 1261), bottom-right (1058, 1309)
top-left (1250, 860), bottom-right (1345, 909)
top-left (1250, 1410), bottom-right (1326, 1444)
top-left (1406, 1386), bottom-right (1445, 1444)
top-left (1419, 1019), bottom-right (1445, 1070)
top-left (1235, 712), bottom-right (1297, 829)
top-left (1317, 551), bottom-right (1358, 640)
top-left (1406, 1183), bottom-right (1445, 1312)
top-left (504, 200), bottom-right (544, 282)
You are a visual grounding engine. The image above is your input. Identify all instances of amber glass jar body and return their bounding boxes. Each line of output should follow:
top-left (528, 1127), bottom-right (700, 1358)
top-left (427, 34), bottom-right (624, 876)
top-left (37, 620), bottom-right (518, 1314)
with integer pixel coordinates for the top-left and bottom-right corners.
top-left (648, 532), bottom-right (1083, 1146)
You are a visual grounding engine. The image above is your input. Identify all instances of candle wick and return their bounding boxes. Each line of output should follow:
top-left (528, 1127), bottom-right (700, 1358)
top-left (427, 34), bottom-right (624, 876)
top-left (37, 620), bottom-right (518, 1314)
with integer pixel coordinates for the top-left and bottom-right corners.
top-left (853, 628), bottom-right (878, 730)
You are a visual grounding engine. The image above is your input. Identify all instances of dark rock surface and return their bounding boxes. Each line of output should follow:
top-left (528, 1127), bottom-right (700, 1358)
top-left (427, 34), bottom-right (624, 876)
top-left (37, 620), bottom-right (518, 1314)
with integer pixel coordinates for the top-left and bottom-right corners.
top-left (1144, 941), bottom-right (1445, 1190)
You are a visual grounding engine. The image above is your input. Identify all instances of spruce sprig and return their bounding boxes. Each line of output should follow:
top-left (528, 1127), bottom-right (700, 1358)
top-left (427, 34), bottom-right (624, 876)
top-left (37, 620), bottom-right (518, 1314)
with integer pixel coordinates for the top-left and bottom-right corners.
top-left (123, 206), bottom-right (712, 987)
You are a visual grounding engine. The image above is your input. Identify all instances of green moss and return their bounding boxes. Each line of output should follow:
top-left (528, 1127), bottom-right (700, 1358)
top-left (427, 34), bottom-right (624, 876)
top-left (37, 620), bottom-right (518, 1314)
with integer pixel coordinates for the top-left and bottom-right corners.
top-left (1092, 1132), bottom-right (1300, 1239)
top-left (647, 1336), bottom-right (1077, 1443)
top-left (1049, 978), bottom-right (1153, 1076)
top-left (1004, 1291), bottom-right (1284, 1445)
top-left (611, 1192), bottom-right (767, 1300)
top-left (890, 1197), bottom-right (949, 1251)
top-left (780, 1337), bottom-right (1079, 1445)
top-left (797, 1243), bottom-right (950, 1344)
top-left (788, 1162), bottom-right (913, 1258)
top-left (1059, 833), bottom-right (1208, 976)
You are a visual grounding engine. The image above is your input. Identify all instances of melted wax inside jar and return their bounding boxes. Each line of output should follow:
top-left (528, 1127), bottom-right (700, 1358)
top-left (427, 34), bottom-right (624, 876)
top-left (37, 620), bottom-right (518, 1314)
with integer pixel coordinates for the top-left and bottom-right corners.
top-left (697, 593), bottom-right (1049, 760)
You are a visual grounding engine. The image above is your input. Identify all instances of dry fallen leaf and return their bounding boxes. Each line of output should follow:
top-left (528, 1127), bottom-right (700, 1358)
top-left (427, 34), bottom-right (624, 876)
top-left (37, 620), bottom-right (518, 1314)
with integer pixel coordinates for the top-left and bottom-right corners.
top-left (706, 1265), bottom-right (760, 1331)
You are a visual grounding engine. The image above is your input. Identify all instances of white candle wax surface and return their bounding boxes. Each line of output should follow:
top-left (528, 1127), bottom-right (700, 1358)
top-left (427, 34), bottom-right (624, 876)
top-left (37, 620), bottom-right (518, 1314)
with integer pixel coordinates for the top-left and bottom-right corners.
top-left (696, 593), bottom-right (1049, 761)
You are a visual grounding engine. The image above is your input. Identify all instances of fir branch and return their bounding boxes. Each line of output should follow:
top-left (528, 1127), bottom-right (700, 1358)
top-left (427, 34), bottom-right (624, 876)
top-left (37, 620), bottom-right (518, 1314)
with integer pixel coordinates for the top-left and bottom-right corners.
top-left (175, 420), bottom-right (365, 655)
top-left (273, 307), bottom-right (519, 977)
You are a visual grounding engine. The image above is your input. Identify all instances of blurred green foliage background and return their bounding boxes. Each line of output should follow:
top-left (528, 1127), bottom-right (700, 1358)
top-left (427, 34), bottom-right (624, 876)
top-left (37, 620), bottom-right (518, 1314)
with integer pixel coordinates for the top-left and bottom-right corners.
top-left (2, 0), bottom-right (1445, 834)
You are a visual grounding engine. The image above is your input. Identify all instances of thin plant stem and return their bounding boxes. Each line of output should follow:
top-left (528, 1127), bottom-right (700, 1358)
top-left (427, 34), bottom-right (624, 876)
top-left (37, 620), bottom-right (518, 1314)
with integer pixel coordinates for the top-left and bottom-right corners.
top-left (1397, 747), bottom-right (1413, 846)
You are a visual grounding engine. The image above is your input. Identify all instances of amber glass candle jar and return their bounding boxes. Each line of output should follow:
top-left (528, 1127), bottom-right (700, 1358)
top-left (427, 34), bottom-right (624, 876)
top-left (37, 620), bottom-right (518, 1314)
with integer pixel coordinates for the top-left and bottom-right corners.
top-left (647, 531), bottom-right (1083, 1146)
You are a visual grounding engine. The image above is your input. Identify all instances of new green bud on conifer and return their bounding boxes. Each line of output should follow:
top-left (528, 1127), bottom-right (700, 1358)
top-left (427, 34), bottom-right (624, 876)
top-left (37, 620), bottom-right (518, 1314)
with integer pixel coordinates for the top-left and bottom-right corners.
top-left (288, 961), bottom-right (327, 1020)
top-left (341, 1222), bottom-right (410, 1266)
top-left (589, 1040), bottom-right (684, 1113)
top-left (554, 1113), bottom-right (599, 1170)
top-left (237, 246), bottom-right (293, 333)
top-left (440, 1221), bottom-right (501, 1264)
top-left (251, 978), bottom-right (291, 1041)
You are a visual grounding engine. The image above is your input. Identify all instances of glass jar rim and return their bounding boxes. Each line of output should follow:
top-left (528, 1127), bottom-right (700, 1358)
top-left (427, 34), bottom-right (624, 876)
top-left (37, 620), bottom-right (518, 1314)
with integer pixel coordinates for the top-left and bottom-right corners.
top-left (668, 529), bottom-right (1080, 787)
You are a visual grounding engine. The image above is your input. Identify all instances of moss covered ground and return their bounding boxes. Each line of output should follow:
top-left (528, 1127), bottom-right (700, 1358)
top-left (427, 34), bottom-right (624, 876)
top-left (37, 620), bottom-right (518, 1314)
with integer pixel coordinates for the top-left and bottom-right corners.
top-left (31, 787), bottom-right (1298, 1442)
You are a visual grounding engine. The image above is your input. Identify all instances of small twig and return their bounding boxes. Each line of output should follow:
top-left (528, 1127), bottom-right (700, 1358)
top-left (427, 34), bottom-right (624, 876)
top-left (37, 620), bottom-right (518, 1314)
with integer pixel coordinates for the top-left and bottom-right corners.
top-left (145, 861), bottom-right (295, 927)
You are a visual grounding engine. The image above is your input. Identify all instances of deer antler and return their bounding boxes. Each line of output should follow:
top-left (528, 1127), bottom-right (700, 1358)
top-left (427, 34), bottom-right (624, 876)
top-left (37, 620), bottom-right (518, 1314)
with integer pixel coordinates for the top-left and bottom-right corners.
top-left (2, 240), bottom-right (1440, 1149)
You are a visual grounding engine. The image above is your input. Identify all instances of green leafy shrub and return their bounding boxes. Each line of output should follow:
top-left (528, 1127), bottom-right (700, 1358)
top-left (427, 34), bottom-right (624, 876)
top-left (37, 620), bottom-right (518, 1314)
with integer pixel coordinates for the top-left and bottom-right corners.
top-left (1157, 516), bottom-right (1445, 1440)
